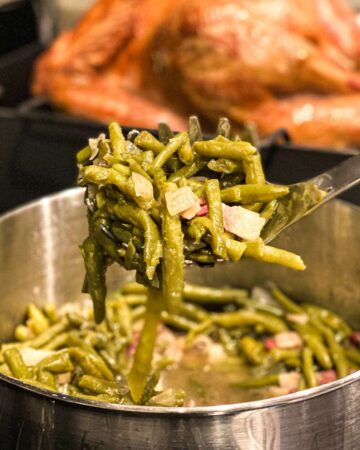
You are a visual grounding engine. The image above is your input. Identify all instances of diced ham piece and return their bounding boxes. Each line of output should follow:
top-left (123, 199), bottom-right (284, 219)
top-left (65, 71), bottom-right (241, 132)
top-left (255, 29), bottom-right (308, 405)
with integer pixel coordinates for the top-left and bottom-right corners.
top-left (279, 371), bottom-right (301, 390)
top-left (286, 313), bottom-right (309, 325)
top-left (268, 386), bottom-right (293, 398)
top-left (222, 204), bottom-right (265, 241)
top-left (165, 186), bottom-right (199, 216)
top-left (350, 332), bottom-right (360, 346)
top-left (317, 370), bottom-right (337, 385)
top-left (20, 348), bottom-right (54, 366)
top-left (196, 204), bottom-right (209, 216)
top-left (181, 199), bottom-right (201, 220)
top-left (264, 338), bottom-right (277, 350)
top-left (57, 372), bottom-right (72, 385)
top-left (274, 331), bottom-right (303, 349)
top-left (199, 197), bottom-right (207, 206)
top-left (132, 172), bottom-right (154, 201)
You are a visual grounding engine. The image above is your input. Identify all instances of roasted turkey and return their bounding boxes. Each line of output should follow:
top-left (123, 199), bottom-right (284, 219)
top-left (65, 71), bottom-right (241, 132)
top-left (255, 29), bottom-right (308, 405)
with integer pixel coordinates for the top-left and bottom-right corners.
top-left (33, 0), bottom-right (360, 149)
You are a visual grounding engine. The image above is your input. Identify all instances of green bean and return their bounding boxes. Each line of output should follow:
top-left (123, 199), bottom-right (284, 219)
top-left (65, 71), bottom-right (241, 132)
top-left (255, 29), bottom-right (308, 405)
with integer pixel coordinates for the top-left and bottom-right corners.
top-left (158, 122), bottom-right (174, 145)
top-left (302, 347), bottom-right (317, 388)
top-left (217, 328), bottom-right (237, 355)
top-left (128, 286), bottom-right (164, 403)
top-left (176, 302), bottom-right (209, 322)
top-left (322, 327), bottom-right (349, 378)
top-left (0, 363), bottom-right (11, 376)
top-left (269, 348), bottom-right (301, 363)
top-left (42, 332), bottom-right (68, 351)
top-left (232, 373), bottom-right (279, 389)
top-left (242, 153), bottom-right (265, 185)
top-left (131, 305), bottom-right (146, 322)
top-left (161, 183), bottom-right (184, 312)
top-left (271, 287), bottom-right (304, 314)
top-left (128, 159), bottom-right (152, 182)
top-left (4, 348), bottom-right (33, 380)
top-left (81, 235), bottom-right (107, 324)
top-left (185, 319), bottom-right (214, 345)
top-left (149, 132), bottom-right (187, 174)
top-left (43, 304), bottom-right (59, 325)
top-left (207, 158), bottom-right (243, 174)
top-left (216, 117), bottom-right (231, 139)
top-left (15, 325), bottom-right (33, 342)
top-left (112, 203), bottom-right (162, 280)
top-left (112, 163), bottom-right (131, 177)
top-left (161, 311), bottom-right (197, 331)
top-left (260, 200), bottom-right (278, 224)
top-left (213, 310), bottom-right (288, 334)
top-left (302, 304), bottom-right (352, 338)
top-left (294, 324), bottom-right (332, 370)
top-left (27, 304), bottom-right (49, 335)
top-left (168, 158), bottom-right (207, 182)
top-left (108, 122), bottom-right (126, 161)
top-left (29, 319), bottom-right (69, 349)
top-left (345, 347), bottom-right (360, 365)
top-left (244, 241), bottom-right (306, 271)
top-left (178, 137), bottom-right (194, 165)
top-left (221, 184), bottom-right (289, 204)
top-left (37, 370), bottom-right (56, 389)
top-left (37, 350), bottom-right (74, 373)
top-left (205, 179), bottom-right (227, 259)
top-left (225, 237), bottom-right (246, 262)
top-left (193, 139), bottom-right (256, 160)
top-left (183, 283), bottom-right (248, 304)
top-left (284, 357), bottom-right (302, 369)
top-left (78, 375), bottom-right (127, 397)
top-left (21, 378), bottom-right (57, 392)
top-left (121, 282), bottom-right (147, 296)
top-left (188, 115), bottom-right (203, 143)
top-left (76, 145), bottom-right (92, 164)
top-left (219, 173), bottom-right (245, 189)
top-left (69, 348), bottom-right (114, 381)
top-left (240, 336), bottom-right (266, 365)
top-left (134, 130), bottom-right (165, 154)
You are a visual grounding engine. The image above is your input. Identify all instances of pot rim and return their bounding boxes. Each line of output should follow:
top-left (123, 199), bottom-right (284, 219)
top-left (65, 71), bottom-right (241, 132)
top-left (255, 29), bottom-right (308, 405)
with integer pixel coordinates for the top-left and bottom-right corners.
top-left (0, 369), bottom-right (359, 415)
top-left (1, 188), bottom-right (359, 415)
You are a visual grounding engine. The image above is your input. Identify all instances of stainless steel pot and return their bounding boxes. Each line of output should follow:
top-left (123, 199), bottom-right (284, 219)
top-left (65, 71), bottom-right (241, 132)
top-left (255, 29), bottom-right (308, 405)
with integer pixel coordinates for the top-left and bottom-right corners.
top-left (0, 188), bottom-right (359, 450)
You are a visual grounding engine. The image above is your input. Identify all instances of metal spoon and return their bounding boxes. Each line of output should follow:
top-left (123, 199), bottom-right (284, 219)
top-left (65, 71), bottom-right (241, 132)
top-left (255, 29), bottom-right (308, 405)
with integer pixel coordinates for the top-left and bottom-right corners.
top-left (261, 154), bottom-right (360, 243)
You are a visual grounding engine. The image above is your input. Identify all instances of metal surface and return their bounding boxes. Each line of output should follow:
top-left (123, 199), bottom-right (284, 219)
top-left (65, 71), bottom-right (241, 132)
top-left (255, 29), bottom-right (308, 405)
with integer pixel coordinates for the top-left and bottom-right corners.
top-left (0, 188), bottom-right (359, 450)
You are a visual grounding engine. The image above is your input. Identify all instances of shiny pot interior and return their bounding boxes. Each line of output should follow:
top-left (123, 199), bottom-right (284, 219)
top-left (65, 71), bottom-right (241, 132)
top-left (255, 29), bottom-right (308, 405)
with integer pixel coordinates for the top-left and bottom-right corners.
top-left (0, 188), bottom-right (359, 449)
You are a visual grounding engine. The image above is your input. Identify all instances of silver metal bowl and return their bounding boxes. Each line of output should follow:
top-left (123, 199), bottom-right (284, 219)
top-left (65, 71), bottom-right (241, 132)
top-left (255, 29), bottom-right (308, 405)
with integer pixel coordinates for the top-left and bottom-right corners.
top-left (0, 188), bottom-right (359, 450)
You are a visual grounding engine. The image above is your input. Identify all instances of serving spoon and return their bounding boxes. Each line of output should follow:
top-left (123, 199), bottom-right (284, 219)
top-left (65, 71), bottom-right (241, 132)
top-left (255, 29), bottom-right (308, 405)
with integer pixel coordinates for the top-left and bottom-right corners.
top-left (261, 153), bottom-right (360, 244)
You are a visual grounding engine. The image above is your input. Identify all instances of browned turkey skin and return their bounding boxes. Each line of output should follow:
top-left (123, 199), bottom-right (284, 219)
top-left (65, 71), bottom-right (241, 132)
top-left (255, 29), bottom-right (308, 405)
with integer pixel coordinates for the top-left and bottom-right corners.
top-left (33, 0), bottom-right (360, 149)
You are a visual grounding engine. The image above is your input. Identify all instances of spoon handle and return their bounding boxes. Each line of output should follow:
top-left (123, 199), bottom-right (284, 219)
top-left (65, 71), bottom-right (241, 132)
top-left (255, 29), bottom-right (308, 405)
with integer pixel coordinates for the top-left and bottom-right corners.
top-left (310, 154), bottom-right (360, 201)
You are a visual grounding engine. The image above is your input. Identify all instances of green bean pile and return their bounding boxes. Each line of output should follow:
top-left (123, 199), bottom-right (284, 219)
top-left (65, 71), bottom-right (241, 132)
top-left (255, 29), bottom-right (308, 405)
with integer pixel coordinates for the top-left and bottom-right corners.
top-left (77, 118), bottom-right (308, 400)
top-left (0, 283), bottom-right (359, 406)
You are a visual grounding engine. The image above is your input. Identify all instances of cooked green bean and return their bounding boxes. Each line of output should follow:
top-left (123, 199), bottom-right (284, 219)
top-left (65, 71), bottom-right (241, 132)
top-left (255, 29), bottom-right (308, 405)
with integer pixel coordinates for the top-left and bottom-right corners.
top-left (108, 122), bottom-right (126, 161)
top-left (240, 336), bottom-right (266, 365)
top-left (232, 374), bottom-right (279, 389)
top-left (205, 179), bottom-right (227, 259)
top-left (4, 348), bottom-right (33, 380)
top-left (345, 347), bottom-right (360, 365)
top-left (213, 310), bottom-right (288, 334)
top-left (302, 347), bottom-right (317, 388)
top-left (128, 286), bottom-right (164, 402)
top-left (134, 130), bottom-right (165, 154)
top-left (193, 140), bottom-right (256, 160)
top-left (244, 242), bottom-right (305, 271)
top-left (161, 183), bottom-right (184, 311)
top-left (221, 184), bottom-right (289, 204)
top-left (81, 236), bottom-right (107, 324)
top-left (161, 311), bottom-right (197, 331)
top-left (271, 287), bottom-right (304, 314)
